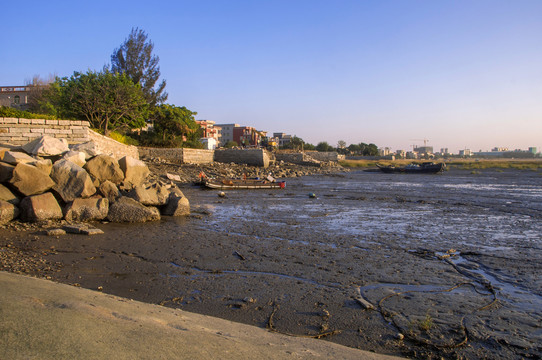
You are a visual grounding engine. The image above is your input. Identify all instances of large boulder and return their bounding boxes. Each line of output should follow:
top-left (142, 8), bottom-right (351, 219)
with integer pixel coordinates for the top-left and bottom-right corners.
top-left (21, 135), bottom-right (69, 157)
top-left (70, 141), bottom-right (102, 160)
top-left (19, 192), bottom-right (63, 222)
top-left (0, 162), bottom-right (15, 183)
top-left (107, 197), bottom-right (160, 223)
top-left (64, 198), bottom-right (109, 222)
top-left (126, 183), bottom-right (170, 206)
top-left (162, 190), bottom-right (190, 216)
top-left (9, 163), bottom-right (55, 196)
top-left (50, 160), bottom-right (96, 202)
top-left (31, 159), bottom-right (53, 176)
top-left (0, 200), bottom-right (19, 224)
top-left (119, 156), bottom-right (150, 188)
top-left (99, 180), bottom-right (119, 203)
top-left (62, 151), bottom-right (87, 167)
top-left (2, 151), bottom-right (36, 165)
top-left (0, 184), bottom-right (19, 205)
top-left (83, 155), bottom-right (124, 185)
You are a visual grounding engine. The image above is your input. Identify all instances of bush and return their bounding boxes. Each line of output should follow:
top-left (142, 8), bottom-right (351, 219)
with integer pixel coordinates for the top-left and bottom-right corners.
top-left (109, 131), bottom-right (139, 146)
top-left (0, 106), bottom-right (56, 120)
top-left (224, 141), bottom-right (238, 148)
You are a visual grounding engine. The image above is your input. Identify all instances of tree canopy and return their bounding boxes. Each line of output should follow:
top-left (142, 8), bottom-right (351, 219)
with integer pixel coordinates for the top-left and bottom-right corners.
top-left (111, 28), bottom-right (167, 107)
top-left (150, 104), bottom-right (199, 146)
top-left (316, 141), bottom-right (333, 152)
top-left (42, 70), bottom-right (148, 134)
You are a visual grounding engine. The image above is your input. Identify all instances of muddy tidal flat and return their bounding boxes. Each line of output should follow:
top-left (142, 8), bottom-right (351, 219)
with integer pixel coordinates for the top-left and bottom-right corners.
top-left (1, 167), bottom-right (541, 359)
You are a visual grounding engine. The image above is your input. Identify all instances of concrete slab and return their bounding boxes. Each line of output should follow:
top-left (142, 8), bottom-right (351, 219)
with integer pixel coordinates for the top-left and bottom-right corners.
top-left (0, 271), bottom-right (403, 360)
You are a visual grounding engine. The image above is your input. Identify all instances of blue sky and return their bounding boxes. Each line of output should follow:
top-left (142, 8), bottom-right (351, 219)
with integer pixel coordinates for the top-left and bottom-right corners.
top-left (2, 0), bottom-right (541, 153)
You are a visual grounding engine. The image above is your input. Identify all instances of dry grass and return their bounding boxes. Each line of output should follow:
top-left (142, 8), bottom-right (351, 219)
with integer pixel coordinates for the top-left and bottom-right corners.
top-left (340, 158), bottom-right (542, 170)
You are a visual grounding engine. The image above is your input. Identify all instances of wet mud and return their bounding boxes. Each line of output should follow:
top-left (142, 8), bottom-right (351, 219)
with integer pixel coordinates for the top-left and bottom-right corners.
top-left (1, 168), bottom-right (541, 359)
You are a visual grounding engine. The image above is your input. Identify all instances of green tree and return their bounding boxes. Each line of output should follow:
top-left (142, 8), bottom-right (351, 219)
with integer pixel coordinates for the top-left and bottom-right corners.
top-left (316, 141), bottom-right (333, 152)
top-left (111, 28), bottom-right (167, 107)
top-left (224, 141), bottom-right (238, 148)
top-left (366, 143), bottom-right (379, 156)
top-left (43, 70), bottom-right (147, 134)
top-left (151, 104), bottom-right (198, 146)
top-left (279, 135), bottom-right (305, 150)
top-left (347, 143), bottom-right (361, 154)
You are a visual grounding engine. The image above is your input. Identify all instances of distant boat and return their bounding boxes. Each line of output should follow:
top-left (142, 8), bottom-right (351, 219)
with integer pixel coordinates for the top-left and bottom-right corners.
top-left (202, 178), bottom-right (286, 190)
top-left (376, 162), bottom-right (446, 174)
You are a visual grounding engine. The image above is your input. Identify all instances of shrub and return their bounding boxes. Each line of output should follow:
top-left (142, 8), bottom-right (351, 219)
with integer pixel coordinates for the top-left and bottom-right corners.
top-left (0, 106), bottom-right (56, 120)
top-left (109, 131), bottom-right (139, 146)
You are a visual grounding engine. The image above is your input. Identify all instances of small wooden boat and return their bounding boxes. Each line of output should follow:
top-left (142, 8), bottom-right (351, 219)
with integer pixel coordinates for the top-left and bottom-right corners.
top-left (376, 162), bottom-right (446, 174)
top-left (203, 178), bottom-right (286, 190)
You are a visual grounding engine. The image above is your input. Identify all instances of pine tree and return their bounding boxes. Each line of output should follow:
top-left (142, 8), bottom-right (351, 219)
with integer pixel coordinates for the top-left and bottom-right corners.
top-left (111, 28), bottom-right (167, 107)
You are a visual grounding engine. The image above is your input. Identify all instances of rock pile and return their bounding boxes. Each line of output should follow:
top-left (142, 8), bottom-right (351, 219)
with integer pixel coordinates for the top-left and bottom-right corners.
top-left (0, 136), bottom-right (190, 226)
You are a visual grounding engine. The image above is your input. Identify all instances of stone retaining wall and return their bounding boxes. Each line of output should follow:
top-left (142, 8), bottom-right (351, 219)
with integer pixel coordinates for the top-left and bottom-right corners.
top-left (0, 117), bottom-right (90, 145)
top-left (275, 151), bottom-right (344, 164)
top-left (214, 149), bottom-right (271, 167)
top-left (275, 152), bottom-right (305, 164)
top-left (138, 147), bottom-right (214, 164)
top-left (88, 130), bottom-right (139, 160)
top-left (0, 117), bottom-right (139, 160)
top-left (305, 151), bottom-right (345, 162)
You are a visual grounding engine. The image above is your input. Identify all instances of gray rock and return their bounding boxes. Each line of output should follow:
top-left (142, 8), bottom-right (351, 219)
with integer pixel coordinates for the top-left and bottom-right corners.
top-left (30, 159), bottom-right (53, 176)
top-left (21, 135), bottom-right (69, 156)
top-left (119, 156), bottom-right (150, 188)
top-left (126, 183), bottom-right (169, 206)
top-left (2, 151), bottom-right (36, 165)
top-left (19, 192), bottom-right (63, 222)
top-left (46, 228), bottom-right (66, 236)
top-left (162, 191), bottom-right (190, 216)
top-left (62, 151), bottom-right (87, 167)
top-left (63, 224), bottom-right (90, 234)
top-left (50, 159), bottom-right (96, 202)
top-left (0, 162), bottom-right (15, 182)
top-left (70, 141), bottom-right (102, 160)
top-left (84, 155), bottom-right (124, 185)
top-left (0, 200), bottom-right (19, 224)
top-left (99, 180), bottom-right (120, 203)
top-left (107, 196), bottom-right (160, 223)
top-left (0, 184), bottom-right (19, 205)
top-left (82, 227), bottom-right (104, 235)
top-left (9, 163), bottom-right (56, 196)
top-left (64, 198), bottom-right (109, 222)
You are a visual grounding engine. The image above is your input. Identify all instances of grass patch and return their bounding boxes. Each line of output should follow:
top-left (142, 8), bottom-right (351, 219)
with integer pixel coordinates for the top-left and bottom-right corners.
top-left (340, 158), bottom-right (542, 170)
top-left (446, 159), bottom-right (542, 170)
top-left (108, 131), bottom-right (139, 146)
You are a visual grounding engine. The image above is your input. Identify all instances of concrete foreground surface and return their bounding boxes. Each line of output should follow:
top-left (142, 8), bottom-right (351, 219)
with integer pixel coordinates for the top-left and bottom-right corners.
top-left (0, 272), bottom-right (402, 360)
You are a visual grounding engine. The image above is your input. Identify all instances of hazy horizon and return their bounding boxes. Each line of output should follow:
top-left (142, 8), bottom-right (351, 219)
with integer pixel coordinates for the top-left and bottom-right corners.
top-left (2, 1), bottom-right (541, 154)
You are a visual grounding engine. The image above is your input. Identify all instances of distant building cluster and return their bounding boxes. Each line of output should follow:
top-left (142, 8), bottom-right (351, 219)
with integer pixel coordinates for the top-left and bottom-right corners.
top-left (378, 145), bottom-right (539, 159)
top-left (194, 120), bottom-right (292, 150)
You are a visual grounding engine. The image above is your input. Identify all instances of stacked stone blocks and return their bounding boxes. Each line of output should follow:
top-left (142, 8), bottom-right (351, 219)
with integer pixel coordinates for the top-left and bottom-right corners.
top-left (0, 117), bottom-right (90, 145)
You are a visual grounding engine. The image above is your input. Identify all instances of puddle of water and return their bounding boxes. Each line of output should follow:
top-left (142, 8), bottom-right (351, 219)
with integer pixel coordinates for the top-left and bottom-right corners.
top-left (168, 263), bottom-right (342, 288)
top-left (443, 252), bottom-right (542, 313)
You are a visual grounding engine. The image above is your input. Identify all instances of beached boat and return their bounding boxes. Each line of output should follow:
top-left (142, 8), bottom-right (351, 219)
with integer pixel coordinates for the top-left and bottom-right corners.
top-left (203, 178), bottom-right (286, 190)
top-left (376, 162), bottom-right (446, 174)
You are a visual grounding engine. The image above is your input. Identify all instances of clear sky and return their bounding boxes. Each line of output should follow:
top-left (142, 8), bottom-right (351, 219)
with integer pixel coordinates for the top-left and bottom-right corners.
top-left (2, 0), bottom-right (541, 153)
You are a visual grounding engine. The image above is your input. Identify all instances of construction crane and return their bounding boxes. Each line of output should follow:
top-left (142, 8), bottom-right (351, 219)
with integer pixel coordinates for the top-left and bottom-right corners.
top-left (409, 138), bottom-right (429, 146)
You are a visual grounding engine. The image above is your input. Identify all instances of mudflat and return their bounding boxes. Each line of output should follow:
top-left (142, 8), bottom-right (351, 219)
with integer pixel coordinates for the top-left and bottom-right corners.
top-left (1, 167), bottom-right (540, 359)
